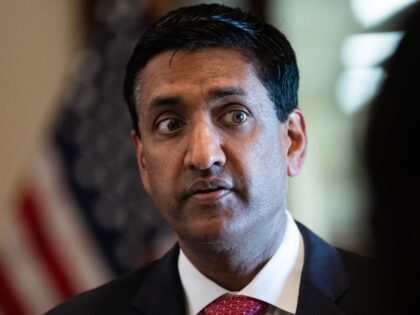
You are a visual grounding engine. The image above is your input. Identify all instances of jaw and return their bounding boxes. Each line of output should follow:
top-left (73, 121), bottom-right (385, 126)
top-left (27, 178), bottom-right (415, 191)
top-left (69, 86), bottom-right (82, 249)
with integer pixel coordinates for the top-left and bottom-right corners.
top-left (177, 201), bottom-right (287, 264)
top-left (177, 207), bottom-right (287, 291)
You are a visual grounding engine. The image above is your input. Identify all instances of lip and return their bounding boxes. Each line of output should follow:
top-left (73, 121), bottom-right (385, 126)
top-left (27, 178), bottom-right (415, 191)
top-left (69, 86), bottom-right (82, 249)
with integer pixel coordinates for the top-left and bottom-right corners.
top-left (185, 178), bottom-right (233, 202)
top-left (190, 188), bottom-right (231, 202)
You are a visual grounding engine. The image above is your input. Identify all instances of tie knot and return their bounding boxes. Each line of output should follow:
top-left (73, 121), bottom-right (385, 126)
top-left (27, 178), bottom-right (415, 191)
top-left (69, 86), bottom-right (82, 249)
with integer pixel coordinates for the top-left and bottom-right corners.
top-left (203, 294), bottom-right (267, 315)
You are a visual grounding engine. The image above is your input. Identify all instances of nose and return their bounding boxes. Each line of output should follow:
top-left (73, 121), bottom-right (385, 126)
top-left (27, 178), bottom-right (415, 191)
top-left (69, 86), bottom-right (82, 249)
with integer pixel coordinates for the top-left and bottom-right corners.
top-left (184, 120), bottom-right (226, 171)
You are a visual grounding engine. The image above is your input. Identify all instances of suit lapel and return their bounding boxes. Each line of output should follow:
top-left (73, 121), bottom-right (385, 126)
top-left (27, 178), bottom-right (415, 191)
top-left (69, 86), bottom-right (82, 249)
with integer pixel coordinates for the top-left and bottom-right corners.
top-left (131, 244), bottom-right (186, 315)
top-left (130, 223), bottom-right (351, 315)
top-left (295, 282), bottom-right (345, 315)
top-left (296, 222), bottom-right (350, 315)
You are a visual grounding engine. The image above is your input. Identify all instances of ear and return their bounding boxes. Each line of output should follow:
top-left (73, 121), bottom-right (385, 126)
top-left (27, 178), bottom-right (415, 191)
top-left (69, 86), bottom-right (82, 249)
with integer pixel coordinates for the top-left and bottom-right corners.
top-left (131, 130), bottom-right (151, 194)
top-left (284, 109), bottom-right (307, 177)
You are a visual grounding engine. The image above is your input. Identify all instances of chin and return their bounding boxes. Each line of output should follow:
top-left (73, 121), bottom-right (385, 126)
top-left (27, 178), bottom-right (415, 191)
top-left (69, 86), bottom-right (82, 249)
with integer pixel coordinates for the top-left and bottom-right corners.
top-left (179, 217), bottom-right (243, 247)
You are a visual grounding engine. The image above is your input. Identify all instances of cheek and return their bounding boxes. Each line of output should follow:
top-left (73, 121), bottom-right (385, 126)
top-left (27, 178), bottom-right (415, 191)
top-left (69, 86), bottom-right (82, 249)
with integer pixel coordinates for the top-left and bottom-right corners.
top-left (245, 135), bottom-right (288, 192)
top-left (145, 165), bottom-right (178, 223)
top-left (145, 159), bottom-right (171, 193)
top-left (142, 147), bottom-right (182, 203)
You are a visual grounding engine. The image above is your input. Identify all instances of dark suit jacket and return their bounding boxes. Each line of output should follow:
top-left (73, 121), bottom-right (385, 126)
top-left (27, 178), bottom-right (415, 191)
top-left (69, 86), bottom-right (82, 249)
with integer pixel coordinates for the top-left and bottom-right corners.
top-left (45, 223), bottom-right (383, 315)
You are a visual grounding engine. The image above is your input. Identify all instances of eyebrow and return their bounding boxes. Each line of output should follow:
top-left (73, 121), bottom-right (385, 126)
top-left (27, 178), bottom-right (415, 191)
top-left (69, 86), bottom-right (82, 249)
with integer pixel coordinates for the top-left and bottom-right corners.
top-left (147, 96), bottom-right (182, 111)
top-left (208, 87), bottom-right (246, 99)
top-left (147, 87), bottom-right (246, 111)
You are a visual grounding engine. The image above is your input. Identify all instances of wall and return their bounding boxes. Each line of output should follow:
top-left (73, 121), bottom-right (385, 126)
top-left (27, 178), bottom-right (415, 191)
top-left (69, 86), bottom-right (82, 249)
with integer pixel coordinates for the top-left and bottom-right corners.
top-left (269, 0), bottom-right (369, 252)
top-left (0, 1), bottom-right (85, 222)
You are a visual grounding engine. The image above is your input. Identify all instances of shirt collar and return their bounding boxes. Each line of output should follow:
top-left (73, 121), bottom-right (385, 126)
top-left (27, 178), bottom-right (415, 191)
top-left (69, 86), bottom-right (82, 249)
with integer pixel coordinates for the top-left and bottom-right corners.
top-left (178, 210), bottom-right (304, 315)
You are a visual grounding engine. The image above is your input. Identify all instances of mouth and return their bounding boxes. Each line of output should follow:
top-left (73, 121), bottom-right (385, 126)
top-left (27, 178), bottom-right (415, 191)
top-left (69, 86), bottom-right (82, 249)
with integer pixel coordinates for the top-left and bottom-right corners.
top-left (186, 179), bottom-right (233, 202)
top-left (191, 188), bottom-right (231, 201)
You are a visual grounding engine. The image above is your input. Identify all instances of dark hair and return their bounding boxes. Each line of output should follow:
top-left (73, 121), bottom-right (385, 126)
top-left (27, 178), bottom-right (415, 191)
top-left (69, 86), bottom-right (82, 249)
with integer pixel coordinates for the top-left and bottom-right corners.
top-left (124, 3), bottom-right (299, 135)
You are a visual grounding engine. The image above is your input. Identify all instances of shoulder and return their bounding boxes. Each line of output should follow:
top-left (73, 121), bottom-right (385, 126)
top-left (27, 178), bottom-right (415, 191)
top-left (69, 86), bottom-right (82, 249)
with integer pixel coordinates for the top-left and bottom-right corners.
top-left (45, 264), bottom-right (155, 315)
top-left (337, 248), bottom-right (379, 280)
top-left (335, 248), bottom-right (384, 314)
top-left (45, 244), bottom-right (182, 315)
top-left (296, 221), bottom-right (384, 314)
top-left (297, 221), bottom-right (380, 284)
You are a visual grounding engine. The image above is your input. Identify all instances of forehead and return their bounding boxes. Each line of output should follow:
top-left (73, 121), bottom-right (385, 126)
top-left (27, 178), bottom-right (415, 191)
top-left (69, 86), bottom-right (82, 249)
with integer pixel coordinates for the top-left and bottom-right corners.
top-left (135, 48), bottom-right (269, 113)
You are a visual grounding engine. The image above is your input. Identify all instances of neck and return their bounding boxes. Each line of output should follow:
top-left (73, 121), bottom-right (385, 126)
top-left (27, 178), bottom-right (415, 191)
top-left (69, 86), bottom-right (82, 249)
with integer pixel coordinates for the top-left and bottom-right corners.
top-left (179, 211), bottom-right (287, 291)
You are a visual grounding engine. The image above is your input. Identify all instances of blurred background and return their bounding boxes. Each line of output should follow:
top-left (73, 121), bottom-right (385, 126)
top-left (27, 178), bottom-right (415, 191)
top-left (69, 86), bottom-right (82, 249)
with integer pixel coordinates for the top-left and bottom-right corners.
top-left (0, 0), bottom-right (417, 314)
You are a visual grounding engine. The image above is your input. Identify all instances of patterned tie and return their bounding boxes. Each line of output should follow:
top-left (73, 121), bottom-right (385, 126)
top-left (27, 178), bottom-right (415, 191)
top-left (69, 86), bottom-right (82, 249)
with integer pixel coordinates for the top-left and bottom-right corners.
top-left (203, 294), bottom-right (267, 315)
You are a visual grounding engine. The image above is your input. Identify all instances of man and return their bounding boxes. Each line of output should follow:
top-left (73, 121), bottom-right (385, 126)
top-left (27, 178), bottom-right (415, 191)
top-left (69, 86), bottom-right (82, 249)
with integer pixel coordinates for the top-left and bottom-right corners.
top-left (47, 4), bottom-right (381, 315)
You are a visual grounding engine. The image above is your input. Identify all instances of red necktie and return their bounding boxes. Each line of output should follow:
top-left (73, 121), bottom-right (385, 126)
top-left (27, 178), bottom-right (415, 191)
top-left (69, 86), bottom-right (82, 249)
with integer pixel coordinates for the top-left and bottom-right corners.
top-left (203, 294), bottom-right (267, 315)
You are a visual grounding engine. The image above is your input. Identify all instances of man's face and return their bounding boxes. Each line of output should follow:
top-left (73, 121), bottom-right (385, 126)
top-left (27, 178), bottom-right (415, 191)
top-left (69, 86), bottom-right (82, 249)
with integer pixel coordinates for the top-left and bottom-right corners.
top-left (132, 48), bottom-right (306, 249)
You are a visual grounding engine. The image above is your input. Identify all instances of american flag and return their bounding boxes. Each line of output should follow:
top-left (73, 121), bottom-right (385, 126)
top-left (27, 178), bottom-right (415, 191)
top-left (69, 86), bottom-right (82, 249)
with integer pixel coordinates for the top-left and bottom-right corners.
top-left (0, 1), bottom-right (174, 314)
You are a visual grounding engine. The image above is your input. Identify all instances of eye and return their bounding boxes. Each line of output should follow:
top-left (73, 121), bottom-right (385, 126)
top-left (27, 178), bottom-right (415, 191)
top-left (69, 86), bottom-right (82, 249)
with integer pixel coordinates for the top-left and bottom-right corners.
top-left (156, 118), bottom-right (185, 134)
top-left (221, 109), bottom-right (249, 125)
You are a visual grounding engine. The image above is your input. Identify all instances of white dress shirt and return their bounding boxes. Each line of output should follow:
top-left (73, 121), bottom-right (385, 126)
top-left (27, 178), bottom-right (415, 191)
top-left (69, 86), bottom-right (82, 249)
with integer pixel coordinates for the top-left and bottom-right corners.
top-left (178, 210), bottom-right (304, 315)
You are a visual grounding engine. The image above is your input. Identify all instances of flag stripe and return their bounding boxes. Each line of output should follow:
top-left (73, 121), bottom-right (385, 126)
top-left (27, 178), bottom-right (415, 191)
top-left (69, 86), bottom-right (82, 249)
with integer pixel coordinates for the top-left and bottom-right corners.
top-left (0, 2), bottom-right (166, 314)
top-left (31, 147), bottom-right (111, 292)
top-left (20, 187), bottom-right (76, 299)
top-left (0, 209), bottom-right (61, 315)
top-left (0, 260), bottom-right (26, 315)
